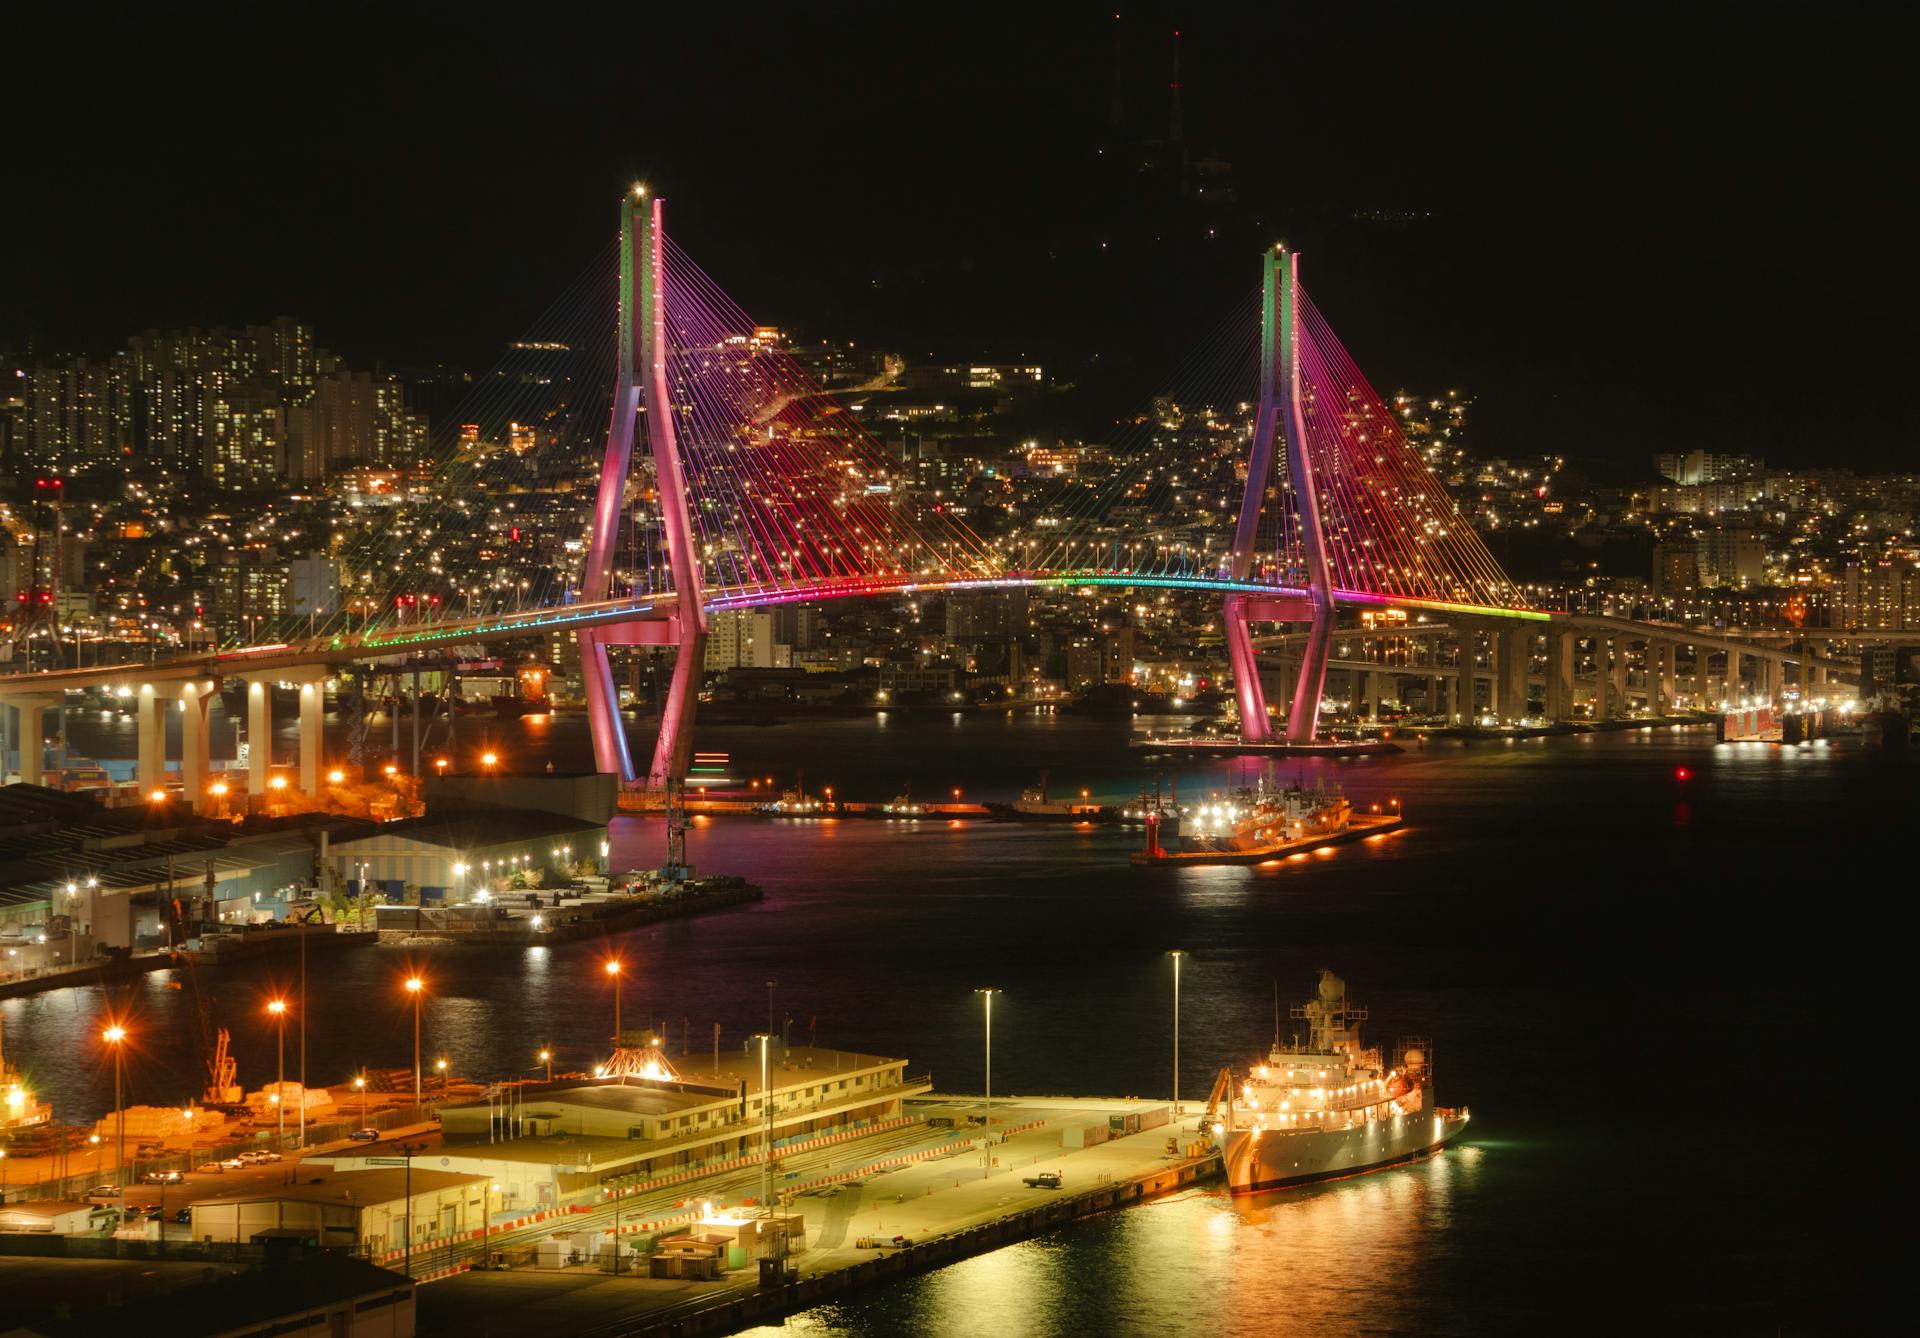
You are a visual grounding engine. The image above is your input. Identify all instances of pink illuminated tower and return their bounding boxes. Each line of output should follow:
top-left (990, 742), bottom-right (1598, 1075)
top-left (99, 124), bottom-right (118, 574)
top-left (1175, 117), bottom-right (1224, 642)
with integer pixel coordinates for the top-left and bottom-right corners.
top-left (580, 190), bottom-right (708, 787)
top-left (1223, 245), bottom-right (1334, 744)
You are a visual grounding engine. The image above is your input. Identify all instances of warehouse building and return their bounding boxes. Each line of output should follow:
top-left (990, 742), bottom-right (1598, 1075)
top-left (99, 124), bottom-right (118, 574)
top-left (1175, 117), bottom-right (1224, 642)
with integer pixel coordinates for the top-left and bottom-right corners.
top-left (321, 1045), bottom-right (927, 1214)
top-left (188, 1166), bottom-right (489, 1256)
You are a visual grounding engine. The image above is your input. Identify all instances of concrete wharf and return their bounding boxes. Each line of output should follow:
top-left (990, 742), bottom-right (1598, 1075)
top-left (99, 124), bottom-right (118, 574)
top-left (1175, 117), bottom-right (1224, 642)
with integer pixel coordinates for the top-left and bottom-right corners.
top-left (418, 1095), bottom-right (1223, 1337)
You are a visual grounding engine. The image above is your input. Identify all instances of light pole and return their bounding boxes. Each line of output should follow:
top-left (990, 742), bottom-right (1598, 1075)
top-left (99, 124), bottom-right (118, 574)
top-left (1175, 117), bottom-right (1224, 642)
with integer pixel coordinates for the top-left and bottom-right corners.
top-left (298, 910), bottom-right (307, 1147)
top-left (436, 1057), bottom-right (448, 1096)
top-left (605, 959), bottom-right (624, 1046)
top-left (266, 999), bottom-right (287, 1140)
top-left (354, 1074), bottom-right (368, 1129)
top-left (973, 988), bottom-right (999, 1135)
top-left (404, 975), bottom-right (425, 1105)
top-left (756, 1033), bottom-right (774, 1216)
top-left (1169, 951), bottom-right (1185, 1117)
top-left (538, 1049), bottom-right (552, 1083)
top-left (102, 1023), bottom-right (126, 1209)
top-left (398, 1140), bottom-right (428, 1277)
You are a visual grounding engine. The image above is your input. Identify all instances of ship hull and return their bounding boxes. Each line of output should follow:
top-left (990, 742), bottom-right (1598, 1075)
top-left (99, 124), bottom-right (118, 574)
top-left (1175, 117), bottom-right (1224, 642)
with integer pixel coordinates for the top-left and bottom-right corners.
top-left (1221, 1107), bottom-right (1469, 1195)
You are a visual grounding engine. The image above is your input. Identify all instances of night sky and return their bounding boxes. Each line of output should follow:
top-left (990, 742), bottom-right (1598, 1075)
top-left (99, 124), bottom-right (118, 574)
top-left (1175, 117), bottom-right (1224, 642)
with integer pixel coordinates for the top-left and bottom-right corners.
top-left (5, 3), bottom-right (1912, 471)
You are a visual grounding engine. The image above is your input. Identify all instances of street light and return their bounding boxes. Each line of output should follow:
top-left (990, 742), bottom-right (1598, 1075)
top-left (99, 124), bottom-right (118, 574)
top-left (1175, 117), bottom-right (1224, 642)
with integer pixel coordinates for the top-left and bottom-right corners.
top-left (1169, 951), bottom-right (1185, 1118)
top-left (435, 1057), bottom-right (449, 1096)
top-left (538, 1049), bottom-right (552, 1083)
top-left (327, 768), bottom-right (346, 785)
top-left (353, 1073), bottom-right (368, 1129)
top-left (480, 751), bottom-right (499, 771)
top-left (755, 1033), bottom-right (774, 1216)
top-left (102, 1023), bottom-right (127, 1210)
top-left (604, 959), bottom-right (624, 1045)
top-left (266, 999), bottom-right (288, 1140)
top-left (404, 975), bottom-right (426, 1105)
top-left (973, 988), bottom-right (999, 1157)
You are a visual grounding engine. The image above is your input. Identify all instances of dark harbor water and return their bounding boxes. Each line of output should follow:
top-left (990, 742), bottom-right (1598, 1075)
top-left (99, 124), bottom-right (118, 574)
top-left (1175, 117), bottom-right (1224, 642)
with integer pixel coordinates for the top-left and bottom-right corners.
top-left (15, 708), bottom-right (1906, 1334)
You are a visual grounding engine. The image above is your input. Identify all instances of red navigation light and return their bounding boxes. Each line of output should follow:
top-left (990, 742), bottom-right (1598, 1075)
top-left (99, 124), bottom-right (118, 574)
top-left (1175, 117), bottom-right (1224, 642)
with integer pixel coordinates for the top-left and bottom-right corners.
top-left (1674, 767), bottom-right (1691, 781)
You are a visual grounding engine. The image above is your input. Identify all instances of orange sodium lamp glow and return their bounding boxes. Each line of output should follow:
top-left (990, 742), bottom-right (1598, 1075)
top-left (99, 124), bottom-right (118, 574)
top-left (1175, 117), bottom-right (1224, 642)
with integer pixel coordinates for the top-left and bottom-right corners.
top-left (269, 775), bottom-right (288, 791)
top-left (266, 998), bottom-right (286, 1016)
top-left (404, 975), bottom-right (424, 994)
top-left (383, 763), bottom-right (399, 777)
top-left (481, 752), bottom-right (499, 768)
top-left (327, 768), bottom-right (346, 784)
top-left (102, 1023), bottom-right (126, 1044)
top-left (149, 789), bottom-right (167, 803)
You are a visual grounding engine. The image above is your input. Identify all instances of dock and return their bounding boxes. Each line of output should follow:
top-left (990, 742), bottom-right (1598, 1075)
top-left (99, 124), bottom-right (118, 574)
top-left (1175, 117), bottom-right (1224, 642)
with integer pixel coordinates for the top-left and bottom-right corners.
top-left (416, 1096), bottom-right (1222, 1338)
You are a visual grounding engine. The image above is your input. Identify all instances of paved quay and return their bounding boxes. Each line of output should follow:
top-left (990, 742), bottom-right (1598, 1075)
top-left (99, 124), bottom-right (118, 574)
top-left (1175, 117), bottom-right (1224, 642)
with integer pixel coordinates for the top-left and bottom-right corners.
top-left (419, 1095), bottom-right (1222, 1337)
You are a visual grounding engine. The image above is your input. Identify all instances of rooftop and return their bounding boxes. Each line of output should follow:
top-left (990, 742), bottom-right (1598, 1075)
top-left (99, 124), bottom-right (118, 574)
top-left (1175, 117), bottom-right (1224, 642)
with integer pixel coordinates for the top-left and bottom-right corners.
top-left (202, 1165), bottom-right (482, 1209)
top-left (0, 1254), bottom-right (409, 1338)
top-left (329, 803), bottom-right (605, 852)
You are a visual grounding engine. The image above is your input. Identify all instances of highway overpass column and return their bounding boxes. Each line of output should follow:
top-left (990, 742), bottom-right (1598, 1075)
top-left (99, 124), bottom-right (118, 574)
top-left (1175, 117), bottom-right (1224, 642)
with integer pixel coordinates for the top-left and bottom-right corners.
top-left (1693, 646), bottom-right (1714, 705)
top-left (1497, 623), bottom-right (1531, 722)
top-left (1609, 638), bottom-right (1628, 717)
top-left (246, 680), bottom-right (272, 796)
top-left (280, 668), bottom-right (331, 795)
top-left (1426, 673), bottom-right (1441, 720)
top-left (136, 684), bottom-right (165, 794)
top-left (3, 692), bottom-right (63, 786)
top-left (179, 680), bottom-right (218, 810)
top-left (1755, 655), bottom-right (1777, 706)
top-left (1592, 638), bottom-right (1612, 720)
top-left (1655, 642), bottom-right (1677, 713)
top-left (1544, 628), bottom-right (1573, 721)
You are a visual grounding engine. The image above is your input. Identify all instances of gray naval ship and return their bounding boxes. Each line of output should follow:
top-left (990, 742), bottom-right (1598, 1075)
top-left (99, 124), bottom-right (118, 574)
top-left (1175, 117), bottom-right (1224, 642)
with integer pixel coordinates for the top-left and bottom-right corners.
top-left (1206, 970), bottom-right (1471, 1194)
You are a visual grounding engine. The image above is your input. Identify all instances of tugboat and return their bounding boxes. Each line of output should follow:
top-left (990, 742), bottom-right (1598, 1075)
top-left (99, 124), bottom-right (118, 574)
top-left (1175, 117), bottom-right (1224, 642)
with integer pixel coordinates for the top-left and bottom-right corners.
top-left (985, 770), bottom-right (1108, 822)
top-left (882, 785), bottom-right (926, 816)
top-left (1202, 970), bottom-right (1470, 1193)
top-left (755, 770), bottom-right (824, 814)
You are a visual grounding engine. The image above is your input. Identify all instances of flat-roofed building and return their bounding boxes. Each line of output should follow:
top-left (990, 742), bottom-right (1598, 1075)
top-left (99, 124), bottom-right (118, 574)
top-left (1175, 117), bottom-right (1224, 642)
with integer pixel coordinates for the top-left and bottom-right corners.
top-left (323, 1046), bottom-right (927, 1214)
top-left (188, 1166), bottom-right (488, 1257)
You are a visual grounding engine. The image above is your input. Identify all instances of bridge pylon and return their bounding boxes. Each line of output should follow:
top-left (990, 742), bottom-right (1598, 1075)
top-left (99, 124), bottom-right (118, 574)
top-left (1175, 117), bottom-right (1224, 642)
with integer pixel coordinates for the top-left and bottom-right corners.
top-left (580, 190), bottom-right (708, 789)
top-left (1225, 245), bottom-right (1335, 744)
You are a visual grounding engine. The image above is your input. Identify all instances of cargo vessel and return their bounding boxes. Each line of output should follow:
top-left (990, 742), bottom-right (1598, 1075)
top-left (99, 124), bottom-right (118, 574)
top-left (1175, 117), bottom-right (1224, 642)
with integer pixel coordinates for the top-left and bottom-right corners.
top-left (1205, 970), bottom-right (1469, 1193)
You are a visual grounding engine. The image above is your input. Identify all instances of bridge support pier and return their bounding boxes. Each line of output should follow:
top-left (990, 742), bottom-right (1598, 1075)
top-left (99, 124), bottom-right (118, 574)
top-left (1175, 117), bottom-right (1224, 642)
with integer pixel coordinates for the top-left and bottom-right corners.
top-left (1654, 641), bottom-right (1676, 714)
top-left (650, 628), bottom-right (709, 788)
top-left (1591, 638), bottom-right (1612, 720)
top-left (1610, 639), bottom-right (1629, 718)
top-left (1545, 628), bottom-right (1575, 721)
top-left (246, 681), bottom-right (272, 795)
top-left (179, 680), bottom-right (218, 811)
top-left (1495, 624), bottom-right (1531, 723)
top-left (2, 692), bottom-right (64, 786)
top-left (136, 685), bottom-right (164, 794)
top-left (1224, 596), bottom-right (1273, 742)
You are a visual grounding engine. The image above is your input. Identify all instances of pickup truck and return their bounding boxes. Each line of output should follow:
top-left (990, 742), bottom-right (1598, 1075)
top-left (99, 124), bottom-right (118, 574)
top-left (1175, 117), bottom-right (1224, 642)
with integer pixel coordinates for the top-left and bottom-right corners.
top-left (1022, 1171), bottom-right (1063, 1189)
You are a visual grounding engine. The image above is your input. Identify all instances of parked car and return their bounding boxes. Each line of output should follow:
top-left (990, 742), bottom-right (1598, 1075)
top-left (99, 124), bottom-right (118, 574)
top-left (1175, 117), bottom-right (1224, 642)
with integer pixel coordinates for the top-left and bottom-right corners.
top-left (218, 1157), bottom-right (245, 1170)
top-left (174, 1207), bottom-right (193, 1224)
top-left (197, 1162), bottom-right (225, 1173)
top-left (86, 1184), bottom-right (122, 1200)
top-left (348, 1128), bottom-right (380, 1142)
top-left (141, 1169), bottom-right (184, 1184)
top-left (123, 1201), bottom-right (161, 1217)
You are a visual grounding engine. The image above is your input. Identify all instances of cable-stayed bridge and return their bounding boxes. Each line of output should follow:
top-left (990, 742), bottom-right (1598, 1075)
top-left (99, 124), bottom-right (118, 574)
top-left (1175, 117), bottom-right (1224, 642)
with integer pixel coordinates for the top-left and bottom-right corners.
top-left (3, 192), bottom-right (1828, 800)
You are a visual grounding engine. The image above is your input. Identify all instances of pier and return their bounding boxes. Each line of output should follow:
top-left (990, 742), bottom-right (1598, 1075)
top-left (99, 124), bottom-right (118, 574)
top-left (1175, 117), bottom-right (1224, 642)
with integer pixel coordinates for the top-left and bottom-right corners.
top-left (415, 1096), bottom-right (1221, 1337)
